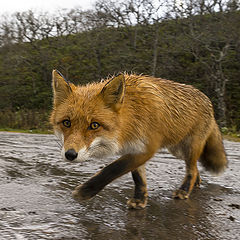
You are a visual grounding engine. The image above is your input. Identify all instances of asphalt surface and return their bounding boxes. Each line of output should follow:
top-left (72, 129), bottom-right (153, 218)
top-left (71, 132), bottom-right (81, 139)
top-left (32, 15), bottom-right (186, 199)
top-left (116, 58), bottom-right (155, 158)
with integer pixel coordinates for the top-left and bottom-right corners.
top-left (0, 132), bottom-right (239, 240)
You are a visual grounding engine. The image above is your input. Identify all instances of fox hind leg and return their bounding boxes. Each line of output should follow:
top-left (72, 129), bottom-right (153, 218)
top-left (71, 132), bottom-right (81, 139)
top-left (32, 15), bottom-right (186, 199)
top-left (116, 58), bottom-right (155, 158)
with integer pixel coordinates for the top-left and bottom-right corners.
top-left (172, 138), bottom-right (205, 199)
top-left (195, 171), bottom-right (201, 187)
top-left (173, 168), bottom-right (200, 199)
top-left (127, 164), bottom-right (148, 209)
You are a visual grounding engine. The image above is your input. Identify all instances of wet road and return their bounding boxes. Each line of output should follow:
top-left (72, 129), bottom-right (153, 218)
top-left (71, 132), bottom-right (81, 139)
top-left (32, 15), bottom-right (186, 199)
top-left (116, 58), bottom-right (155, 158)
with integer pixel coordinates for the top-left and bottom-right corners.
top-left (0, 132), bottom-right (239, 240)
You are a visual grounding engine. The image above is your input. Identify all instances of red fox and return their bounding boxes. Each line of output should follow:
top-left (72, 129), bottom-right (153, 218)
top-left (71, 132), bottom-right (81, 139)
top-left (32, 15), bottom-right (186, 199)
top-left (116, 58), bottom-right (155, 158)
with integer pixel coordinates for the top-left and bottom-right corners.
top-left (50, 70), bottom-right (227, 209)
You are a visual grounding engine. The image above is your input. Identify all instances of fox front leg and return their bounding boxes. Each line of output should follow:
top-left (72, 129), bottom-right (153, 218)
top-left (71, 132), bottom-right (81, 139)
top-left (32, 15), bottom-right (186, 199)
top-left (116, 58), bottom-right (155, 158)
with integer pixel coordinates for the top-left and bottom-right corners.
top-left (127, 164), bottom-right (148, 209)
top-left (72, 154), bottom-right (137, 201)
top-left (72, 152), bottom-right (154, 206)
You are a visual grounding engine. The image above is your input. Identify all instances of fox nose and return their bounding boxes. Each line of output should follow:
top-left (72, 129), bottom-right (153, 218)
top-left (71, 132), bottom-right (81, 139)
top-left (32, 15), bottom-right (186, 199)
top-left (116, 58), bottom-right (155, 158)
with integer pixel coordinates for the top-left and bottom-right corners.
top-left (65, 149), bottom-right (78, 161)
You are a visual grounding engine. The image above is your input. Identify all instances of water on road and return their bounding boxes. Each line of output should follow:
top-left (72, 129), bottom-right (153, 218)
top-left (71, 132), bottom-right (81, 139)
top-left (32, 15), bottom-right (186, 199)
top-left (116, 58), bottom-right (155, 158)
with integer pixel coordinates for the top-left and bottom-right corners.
top-left (0, 132), bottom-right (239, 240)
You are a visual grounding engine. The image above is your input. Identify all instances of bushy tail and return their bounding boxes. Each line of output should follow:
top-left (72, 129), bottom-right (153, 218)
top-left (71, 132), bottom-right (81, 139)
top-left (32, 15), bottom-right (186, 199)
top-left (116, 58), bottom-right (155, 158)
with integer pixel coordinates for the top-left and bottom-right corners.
top-left (200, 122), bottom-right (227, 174)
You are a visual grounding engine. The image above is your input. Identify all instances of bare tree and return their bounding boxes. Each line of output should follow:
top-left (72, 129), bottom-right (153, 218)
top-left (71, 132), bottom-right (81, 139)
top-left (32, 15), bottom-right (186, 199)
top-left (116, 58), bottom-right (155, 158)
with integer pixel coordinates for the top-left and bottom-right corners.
top-left (166, 0), bottom-right (240, 126)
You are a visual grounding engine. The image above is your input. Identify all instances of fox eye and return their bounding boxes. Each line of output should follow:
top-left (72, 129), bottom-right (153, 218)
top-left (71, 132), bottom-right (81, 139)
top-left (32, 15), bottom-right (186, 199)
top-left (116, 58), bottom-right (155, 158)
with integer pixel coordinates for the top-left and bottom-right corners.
top-left (62, 119), bottom-right (71, 128)
top-left (89, 122), bottom-right (100, 130)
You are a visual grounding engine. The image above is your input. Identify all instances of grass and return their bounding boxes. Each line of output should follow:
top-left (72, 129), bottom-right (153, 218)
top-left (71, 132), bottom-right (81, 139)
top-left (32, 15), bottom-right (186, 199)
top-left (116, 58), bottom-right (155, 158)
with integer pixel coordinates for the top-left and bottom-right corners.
top-left (1, 128), bottom-right (240, 142)
top-left (223, 133), bottom-right (240, 142)
top-left (0, 128), bottom-right (53, 134)
top-left (221, 127), bottom-right (240, 142)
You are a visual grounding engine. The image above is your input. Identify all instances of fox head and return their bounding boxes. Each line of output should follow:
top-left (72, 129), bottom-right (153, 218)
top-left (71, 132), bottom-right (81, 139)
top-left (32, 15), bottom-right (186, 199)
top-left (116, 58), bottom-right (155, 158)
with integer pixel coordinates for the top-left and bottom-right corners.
top-left (50, 70), bottom-right (125, 162)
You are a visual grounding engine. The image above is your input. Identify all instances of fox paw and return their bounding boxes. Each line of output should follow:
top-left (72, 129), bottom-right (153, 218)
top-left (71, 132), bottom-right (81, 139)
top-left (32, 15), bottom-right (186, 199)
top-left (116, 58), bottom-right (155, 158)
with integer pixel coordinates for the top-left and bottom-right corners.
top-left (172, 189), bottom-right (189, 200)
top-left (127, 198), bottom-right (147, 209)
top-left (72, 185), bottom-right (94, 201)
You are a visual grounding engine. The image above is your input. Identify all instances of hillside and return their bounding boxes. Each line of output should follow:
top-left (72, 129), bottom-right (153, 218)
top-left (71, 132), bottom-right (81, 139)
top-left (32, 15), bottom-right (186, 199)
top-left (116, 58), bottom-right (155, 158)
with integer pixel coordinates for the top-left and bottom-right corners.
top-left (0, 0), bottom-right (239, 131)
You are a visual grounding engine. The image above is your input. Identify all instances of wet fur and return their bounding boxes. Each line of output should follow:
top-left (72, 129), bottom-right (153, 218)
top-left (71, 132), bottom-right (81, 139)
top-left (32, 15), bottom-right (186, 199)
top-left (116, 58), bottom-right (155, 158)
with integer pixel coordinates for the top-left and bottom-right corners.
top-left (50, 71), bottom-right (227, 208)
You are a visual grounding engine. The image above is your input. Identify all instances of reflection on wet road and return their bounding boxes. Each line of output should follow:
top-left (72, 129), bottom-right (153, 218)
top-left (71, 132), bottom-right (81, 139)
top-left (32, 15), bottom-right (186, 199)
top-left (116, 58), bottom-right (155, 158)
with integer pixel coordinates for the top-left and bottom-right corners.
top-left (0, 132), bottom-right (239, 239)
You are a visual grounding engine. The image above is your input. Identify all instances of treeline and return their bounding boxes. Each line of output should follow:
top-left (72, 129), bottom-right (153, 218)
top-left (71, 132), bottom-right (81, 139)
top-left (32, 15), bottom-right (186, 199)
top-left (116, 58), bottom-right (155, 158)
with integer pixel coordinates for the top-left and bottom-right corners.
top-left (0, 0), bottom-right (240, 131)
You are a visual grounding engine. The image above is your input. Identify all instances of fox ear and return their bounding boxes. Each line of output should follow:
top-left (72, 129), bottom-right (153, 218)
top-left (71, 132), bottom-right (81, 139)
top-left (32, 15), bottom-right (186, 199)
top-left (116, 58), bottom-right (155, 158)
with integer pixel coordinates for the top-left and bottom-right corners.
top-left (100, 74), bottom-right (125, 111)
top-left (52, 70), bottom-right (73, 106)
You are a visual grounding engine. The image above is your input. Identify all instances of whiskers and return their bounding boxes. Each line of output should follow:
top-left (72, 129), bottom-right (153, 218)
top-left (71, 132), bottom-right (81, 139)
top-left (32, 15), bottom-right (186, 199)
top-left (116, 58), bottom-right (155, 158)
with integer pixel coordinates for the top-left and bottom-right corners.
top-left (54, 137), bottom-right (63, 152)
